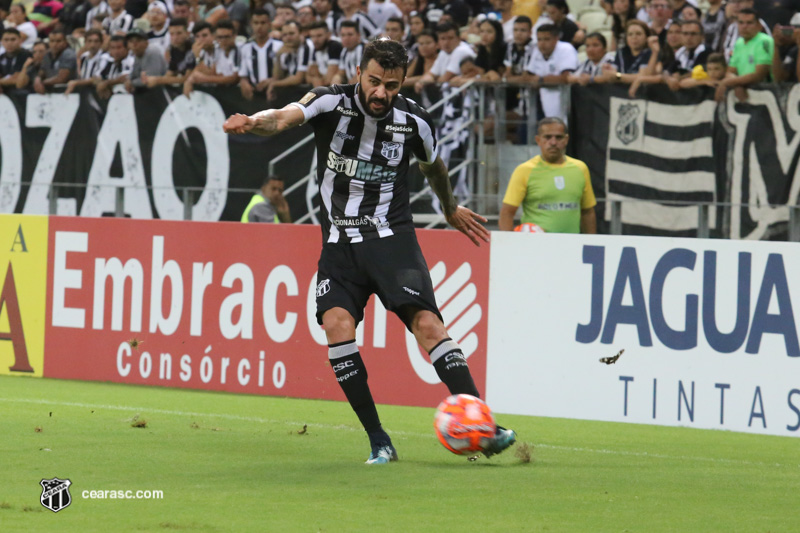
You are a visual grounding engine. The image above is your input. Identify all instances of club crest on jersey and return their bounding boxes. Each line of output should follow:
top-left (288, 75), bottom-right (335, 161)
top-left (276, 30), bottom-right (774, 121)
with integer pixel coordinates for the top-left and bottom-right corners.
top-left (298, 92), bottom-right (316, 105)
top-left (381, 141), bottom-right (402, 161)
top-left (554, 176), bottom-right (565, 190)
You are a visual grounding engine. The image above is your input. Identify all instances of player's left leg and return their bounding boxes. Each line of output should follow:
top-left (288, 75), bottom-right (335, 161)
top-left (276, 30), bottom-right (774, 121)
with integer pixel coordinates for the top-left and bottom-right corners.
top-left (406, 309), bottom-right (480, 398)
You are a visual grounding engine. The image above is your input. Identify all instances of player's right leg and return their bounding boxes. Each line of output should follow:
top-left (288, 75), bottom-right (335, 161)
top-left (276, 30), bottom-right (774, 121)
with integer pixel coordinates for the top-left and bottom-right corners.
top-left (315, 243), bottom-right (396, 464)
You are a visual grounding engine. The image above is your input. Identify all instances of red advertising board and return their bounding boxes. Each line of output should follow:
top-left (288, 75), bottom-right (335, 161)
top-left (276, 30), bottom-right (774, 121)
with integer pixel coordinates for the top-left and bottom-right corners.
top-left (44, 218), bottom-right (489, 408)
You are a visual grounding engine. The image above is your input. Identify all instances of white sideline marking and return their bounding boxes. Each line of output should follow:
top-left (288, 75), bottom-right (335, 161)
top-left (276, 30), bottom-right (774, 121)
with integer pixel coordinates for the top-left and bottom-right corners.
top-left (1, 397), bottom-right (796, 469)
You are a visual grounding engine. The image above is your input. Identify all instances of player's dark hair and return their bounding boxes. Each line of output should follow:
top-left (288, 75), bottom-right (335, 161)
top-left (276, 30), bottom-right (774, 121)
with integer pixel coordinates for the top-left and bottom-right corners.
top-left (585, 31), bottom-right (607, 48)
top-left (308, 20), bottom-right (329, 31)
top-left (215, 20), bottom-right (235, 32)
top-left (92, 14), bottom-right (105, 23)
top-left (386, 16), bottom-right (404, 31)
top-left (340, 20), bottom-right (359, 31)
top-left (299, 5), bottom-right (317, 16)
top-left (738, 7), bottom-right (758, 18)
top-left (546, 0), bottom-right (570, 14)
top-left (85, 28), bottom-right (103, 41)
top-left (536, 23), bottom-right (560, 37)
top-left (109, 34), bottom-right (126, 45)
top-left (3, 27), bottom-right (21, 37)
top-left (360, 38), bottom-right (408, 75)
top-left (262, 175), bottom-right (284, 187)
top-left (169, 17), bottom-right (188, 28)
top-left (275, 2), bottom-right (297, 12)
top-left (252, 8), bottom-right (271, 19)
top-left (417, 28), bottom-right (437, 42)
top-left (682, 4), bottom-right (702, 19)
top-left (48, 28), bottom-right (67, 39)
top-left (174, 0), bottom-right (189, 6)
top-left (682, 20), bottom-right (702, 33)
top-left (707, 52), bottom-right (726, 67)
top-left (283, 20), bottom-right (301, 32)
top-left (435, 21), bottom-right (459, 35)
top-left (514, 15), bottom-right (533, 28)
top-left (537, 117), bottom-right (567, 134)
top-left (193, 21), bottom-right (213, 35)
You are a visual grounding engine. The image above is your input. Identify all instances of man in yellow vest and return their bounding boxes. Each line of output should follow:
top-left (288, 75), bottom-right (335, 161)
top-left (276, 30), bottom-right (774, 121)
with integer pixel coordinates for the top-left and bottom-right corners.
top-left (241, 176), bottom-right (292, 223)
top-left (500, 117), bottom-right (597, 234)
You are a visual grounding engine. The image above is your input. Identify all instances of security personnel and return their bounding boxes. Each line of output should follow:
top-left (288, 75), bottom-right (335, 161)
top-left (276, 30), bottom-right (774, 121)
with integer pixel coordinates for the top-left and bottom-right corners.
top-left (241, 176), bottom-right (292, 223)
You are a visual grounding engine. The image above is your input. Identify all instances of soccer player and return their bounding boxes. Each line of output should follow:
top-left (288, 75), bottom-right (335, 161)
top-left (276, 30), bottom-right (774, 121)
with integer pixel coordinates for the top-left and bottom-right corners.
top-left (223, 38), bottom-right (516, 465)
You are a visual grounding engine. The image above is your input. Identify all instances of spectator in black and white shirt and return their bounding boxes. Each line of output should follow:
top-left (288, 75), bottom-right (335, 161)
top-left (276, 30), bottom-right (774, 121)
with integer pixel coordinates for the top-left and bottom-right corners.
top-left (568, 31), bottom-right (614, 83)
top-left (337, 20), bottom-right (366, 83)
top-left (172, 0), bottom-right (194, 33)
top-left (239, 9), bottom-right (282, 99)
top-left (335, 0), bottom-right (379, 40)
top-left (95, 35), bottom-right (134, 98)
top-left (0, 28), bottom-right (32, 91)
top-left (103, 0), bottom-right (135, 36)
top-left (143, 17), bottom-right (196, 87)
top-left (312, 0), bottom-right (340, 34)
top-left (84, 0), bottom-right (109, 31)
top-left (65, 28), bottom-right (105, 94)
top-left (306, 19), bottom-right (341, 87)
top-left (146, 2), bottom-right (171, 53)
top-left (701, 0), bottom-right (726, 52)
top-left (269, 20), bottom-right (311, 100)
top-left (184, 20), bottom-right (240, 96)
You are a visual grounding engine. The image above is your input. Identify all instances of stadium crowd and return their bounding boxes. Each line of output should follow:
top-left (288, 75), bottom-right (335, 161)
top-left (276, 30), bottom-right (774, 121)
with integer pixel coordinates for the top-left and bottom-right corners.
top-left (0, 0), bottom-right (796, 106)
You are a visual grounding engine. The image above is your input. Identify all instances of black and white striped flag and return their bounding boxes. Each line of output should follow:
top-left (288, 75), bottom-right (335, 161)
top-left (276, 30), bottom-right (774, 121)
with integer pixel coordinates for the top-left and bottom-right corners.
top-left (604, 97), bottom-right (717, 233)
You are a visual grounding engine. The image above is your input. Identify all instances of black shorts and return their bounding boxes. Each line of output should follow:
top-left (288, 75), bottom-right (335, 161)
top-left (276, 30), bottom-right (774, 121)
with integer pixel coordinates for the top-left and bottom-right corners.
top-left (315, 231), bottom-right (442, 330)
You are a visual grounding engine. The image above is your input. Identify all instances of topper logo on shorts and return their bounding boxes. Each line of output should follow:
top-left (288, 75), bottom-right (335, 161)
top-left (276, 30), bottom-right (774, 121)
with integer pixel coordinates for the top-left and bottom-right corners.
top-left (405, 262), bottom-right (482, 384)
top-left (40, 478), bottom-right (72, 513)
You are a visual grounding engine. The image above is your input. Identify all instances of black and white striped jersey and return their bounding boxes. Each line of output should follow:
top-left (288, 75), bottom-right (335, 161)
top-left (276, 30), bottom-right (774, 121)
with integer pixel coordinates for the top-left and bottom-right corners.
top-left (312, 38), bottom-right (342, 76)
top-left (278, 41), bottom-right (313, 75)
top-left (339, 42), bottom-right (366, 82)
top-left (102, 10), bottom-right (135, 35)
top-left (291, 84), bottom-right (438, 244)
top-left (99, 54), bottom-right (134, 79)
top-left (334, 11), bottom-right (379, 40)
top-left (79, 51), bottom-right (105, 79)
top-left (238, 38), bottom-right (282, 84)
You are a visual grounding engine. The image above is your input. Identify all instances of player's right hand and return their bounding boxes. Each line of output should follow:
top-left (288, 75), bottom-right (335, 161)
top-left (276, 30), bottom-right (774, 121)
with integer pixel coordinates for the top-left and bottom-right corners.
top-left (223, 113), bottom-right (254, 134)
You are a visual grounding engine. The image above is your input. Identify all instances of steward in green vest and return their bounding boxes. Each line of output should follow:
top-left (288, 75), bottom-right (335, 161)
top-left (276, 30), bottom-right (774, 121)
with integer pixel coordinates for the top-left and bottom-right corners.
top-left (241, 176), bottom-right (292, 223)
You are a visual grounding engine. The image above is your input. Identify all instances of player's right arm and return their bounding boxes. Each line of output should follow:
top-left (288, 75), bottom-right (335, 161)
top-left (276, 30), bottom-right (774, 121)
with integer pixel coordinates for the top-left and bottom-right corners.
top-left (223, 105), bottom-right (306, 136)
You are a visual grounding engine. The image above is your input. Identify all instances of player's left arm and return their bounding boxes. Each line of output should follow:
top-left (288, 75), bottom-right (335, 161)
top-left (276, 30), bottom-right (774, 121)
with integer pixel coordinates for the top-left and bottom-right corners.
top-left (419, 156), bottom-right (490, 246)
top-left (223, 105), bottom-right (306, 136)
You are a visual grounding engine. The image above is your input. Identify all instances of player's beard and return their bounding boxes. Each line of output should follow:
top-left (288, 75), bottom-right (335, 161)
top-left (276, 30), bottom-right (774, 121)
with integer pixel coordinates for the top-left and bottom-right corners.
top-left (358, 84), bottom-right (394, 118)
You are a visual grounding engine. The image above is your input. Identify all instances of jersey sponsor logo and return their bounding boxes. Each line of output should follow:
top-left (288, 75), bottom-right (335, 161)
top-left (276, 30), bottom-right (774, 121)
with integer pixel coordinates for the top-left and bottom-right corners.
top-left (402, 286), bottom-right (420, 296)
top-left (537, 202), bottom-right (579, 211)
top-left (326, 152), bottom-right (398, 182)
top-left (298, 92), bottom-right (316, 105)
top-left (385, 124), bottom-right (413, 133)
top-left (554, 175), bottom-right (565, 190)
top-left (380, 141), bottom-right (402, 161)
top-left (336, 105), bottom-right (359, 117)
top-left (331, 215), bottom-right (389, 229)
top-left (316, 278), bottom-right (331, 297)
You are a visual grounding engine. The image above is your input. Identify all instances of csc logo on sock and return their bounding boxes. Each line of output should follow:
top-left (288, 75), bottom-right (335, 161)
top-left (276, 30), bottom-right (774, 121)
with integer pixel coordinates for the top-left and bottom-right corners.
top-left (405, 261), bottom-right (482, 384)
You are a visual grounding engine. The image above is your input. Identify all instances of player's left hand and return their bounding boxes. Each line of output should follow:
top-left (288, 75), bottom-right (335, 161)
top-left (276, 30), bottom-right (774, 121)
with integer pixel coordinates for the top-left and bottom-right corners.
top-left (446, 206), bottom-right (490, 247)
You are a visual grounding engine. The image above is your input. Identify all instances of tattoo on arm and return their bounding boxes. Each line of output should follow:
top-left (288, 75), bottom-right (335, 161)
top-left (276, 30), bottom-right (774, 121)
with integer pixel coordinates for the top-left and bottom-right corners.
top-left (420, 157), bottom-right (457, 216)
top-left (251, 109), bottom-right (280, 136)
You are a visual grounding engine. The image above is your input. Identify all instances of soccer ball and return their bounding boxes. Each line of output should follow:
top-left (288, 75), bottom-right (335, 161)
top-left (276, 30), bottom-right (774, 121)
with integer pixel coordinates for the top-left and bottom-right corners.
top-left (514, 223), bottom-right (546, 233)
top-left (434, 394), bottom-right (496, 455)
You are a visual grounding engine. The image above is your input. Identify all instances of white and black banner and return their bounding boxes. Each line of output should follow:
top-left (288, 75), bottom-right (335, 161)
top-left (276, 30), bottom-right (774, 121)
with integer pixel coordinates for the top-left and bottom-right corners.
top-left (571, 84), bottom-right (800, 240)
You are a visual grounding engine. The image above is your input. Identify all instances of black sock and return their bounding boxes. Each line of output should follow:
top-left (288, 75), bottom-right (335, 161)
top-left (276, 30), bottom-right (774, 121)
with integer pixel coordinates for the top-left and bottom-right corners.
top-left (429, 338), bottom-right (480, 398)
top-left (329, 341), bottom-right (385, 440)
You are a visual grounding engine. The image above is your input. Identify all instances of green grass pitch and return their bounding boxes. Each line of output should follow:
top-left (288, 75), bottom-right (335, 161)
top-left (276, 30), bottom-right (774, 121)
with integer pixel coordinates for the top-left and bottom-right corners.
top-left (2, 375), bottom-right (798, 532)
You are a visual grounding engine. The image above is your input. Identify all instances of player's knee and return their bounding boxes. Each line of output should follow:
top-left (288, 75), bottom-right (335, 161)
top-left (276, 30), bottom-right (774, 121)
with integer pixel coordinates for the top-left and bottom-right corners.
top-left (412, 311), bottom-right (447, 346)
top-left (322, 308), bottom-right (356, 343)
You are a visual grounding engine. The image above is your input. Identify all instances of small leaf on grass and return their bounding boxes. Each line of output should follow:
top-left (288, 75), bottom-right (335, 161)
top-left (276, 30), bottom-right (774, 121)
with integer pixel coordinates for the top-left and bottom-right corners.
top-left (131, 418), bottom-right (148, 428)
top-left (297, 424), bottom-right (307, 435)
top-left (34, 426), bottom-right (42, 433)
